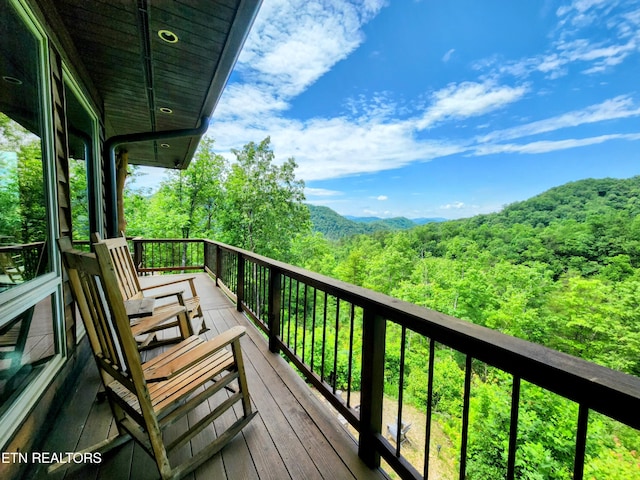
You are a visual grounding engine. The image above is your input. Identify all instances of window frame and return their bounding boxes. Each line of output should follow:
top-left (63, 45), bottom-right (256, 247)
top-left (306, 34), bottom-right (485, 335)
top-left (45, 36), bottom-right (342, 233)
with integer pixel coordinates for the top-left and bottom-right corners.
top-left (0, 0), bottom-right (66, 449)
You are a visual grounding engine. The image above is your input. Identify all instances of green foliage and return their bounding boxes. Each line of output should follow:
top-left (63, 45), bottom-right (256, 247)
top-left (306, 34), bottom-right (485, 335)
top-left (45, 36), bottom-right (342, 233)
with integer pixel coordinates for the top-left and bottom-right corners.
top-left (69, 159), bottom-right (89, 240)
top-left (0, 113), bottom-right (47, 244)
top-left (124, 136), bottom-right (310, 261)
top-left (218, 137), bottom-right (310, 259)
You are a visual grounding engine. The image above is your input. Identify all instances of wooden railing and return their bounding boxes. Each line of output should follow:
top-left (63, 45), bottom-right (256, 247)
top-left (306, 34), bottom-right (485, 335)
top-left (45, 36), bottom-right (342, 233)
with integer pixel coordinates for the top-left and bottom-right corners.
top-left (0, 241), bottom-right (48, 281)
top-left (131, 237), bottom-right (204, 274)
top-left (131, 237), bottom-right (640, 480)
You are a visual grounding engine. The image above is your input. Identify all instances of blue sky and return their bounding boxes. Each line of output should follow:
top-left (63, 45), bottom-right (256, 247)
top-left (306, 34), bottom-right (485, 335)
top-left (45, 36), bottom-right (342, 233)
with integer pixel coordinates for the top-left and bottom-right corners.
top-left (139, 0), bottom-right (640, 219)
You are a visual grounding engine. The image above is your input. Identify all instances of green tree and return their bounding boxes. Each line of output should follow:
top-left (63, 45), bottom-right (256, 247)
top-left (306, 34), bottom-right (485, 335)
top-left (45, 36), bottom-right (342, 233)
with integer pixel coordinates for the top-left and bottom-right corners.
top-left (218, 137), bottom-right (310, 260)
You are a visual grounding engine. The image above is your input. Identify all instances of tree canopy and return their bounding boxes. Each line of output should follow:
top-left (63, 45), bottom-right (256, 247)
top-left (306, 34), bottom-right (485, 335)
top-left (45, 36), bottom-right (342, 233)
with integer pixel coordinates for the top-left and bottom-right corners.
top-left (124, 136), bottom-right (310, 261)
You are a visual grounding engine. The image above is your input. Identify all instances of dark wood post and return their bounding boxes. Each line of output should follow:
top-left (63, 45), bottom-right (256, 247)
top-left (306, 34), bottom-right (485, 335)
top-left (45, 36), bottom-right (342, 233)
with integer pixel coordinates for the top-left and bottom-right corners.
top-left (268, 267), bottom-right (282, 353)
top-left (215, 244), bottom-right (222, 286)
top-left (358, 308), bottom-right (386, 468)
top-left (203, 240), bottom-right (210, 273)
top-left (236, 251), bottom-right (244, 312)
top-left (133, 238), bottom-right (143, 273)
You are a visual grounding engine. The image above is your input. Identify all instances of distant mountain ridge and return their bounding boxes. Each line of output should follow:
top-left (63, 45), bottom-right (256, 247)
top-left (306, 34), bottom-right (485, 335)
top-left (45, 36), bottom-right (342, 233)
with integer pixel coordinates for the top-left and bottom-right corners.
top-left (308, 176), bottom-right (640, 240)
top-left (308, 205), bottom-right (444, 239)
top-left (466, 176), bottom-right (640, 229)
top-left (344, 215), bottom-right (446, 225)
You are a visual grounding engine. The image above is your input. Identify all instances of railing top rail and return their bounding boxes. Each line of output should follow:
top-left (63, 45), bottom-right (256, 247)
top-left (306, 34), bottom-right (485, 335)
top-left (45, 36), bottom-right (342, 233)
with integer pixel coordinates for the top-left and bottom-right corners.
top-left (0, 241), bottom-right (46, 251)
top-left (204, 238), bottom-right (640, 428)
top-left (131, 237), bottom-right (205, 244)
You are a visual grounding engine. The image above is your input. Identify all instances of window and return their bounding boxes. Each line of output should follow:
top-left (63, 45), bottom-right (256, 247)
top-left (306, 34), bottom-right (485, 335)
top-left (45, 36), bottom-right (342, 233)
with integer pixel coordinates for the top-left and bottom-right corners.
top-left (0, 0), bottom-right (63, 446)
top-left (65, 78), bottom-right (99, 244)
top-left (0, 0), bottom-right (50, 291)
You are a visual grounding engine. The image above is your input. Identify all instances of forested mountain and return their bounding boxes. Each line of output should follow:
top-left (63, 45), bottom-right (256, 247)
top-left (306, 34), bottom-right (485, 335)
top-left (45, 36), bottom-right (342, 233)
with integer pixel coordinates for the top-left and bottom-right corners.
top-left (345, 215), bottom-right (416, 228)
top-left (308, 204), bottom-right (418, 239)
top-left (473, 176), bottom-right (640, 228)
top-left (410, 176), bottom-right (640, 279)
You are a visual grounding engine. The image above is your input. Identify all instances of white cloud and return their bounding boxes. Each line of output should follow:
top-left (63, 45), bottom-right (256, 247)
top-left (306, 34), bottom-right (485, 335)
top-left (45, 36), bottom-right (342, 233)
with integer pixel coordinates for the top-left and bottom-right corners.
top-left (487, 3), bottom-right (640, 81)
top-left (213, 84), bottom-right (289, 121)
top-left (235, 0), bottom-right (386, 97)
top-left (473, 132), bottom-right (640, 156)
top-left (440, 201), bottom-right (466, 210)
top-left (442, 48), bottom-right (455, 62)
top-left (212, 103), bottom-right (468, 181)
top-left (305, 187), bottom-right (343, 196)
top-left (477, 95), bottom-right (640, 143)
top-left (377, 195), bottom-right (388, 201)
top-left (416, 81), bottom-right (528, 130)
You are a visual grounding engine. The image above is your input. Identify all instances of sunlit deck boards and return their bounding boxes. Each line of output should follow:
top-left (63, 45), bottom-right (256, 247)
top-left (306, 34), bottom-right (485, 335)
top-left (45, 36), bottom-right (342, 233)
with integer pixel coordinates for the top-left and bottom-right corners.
top-left (24, 273), bottom-right (386, 480)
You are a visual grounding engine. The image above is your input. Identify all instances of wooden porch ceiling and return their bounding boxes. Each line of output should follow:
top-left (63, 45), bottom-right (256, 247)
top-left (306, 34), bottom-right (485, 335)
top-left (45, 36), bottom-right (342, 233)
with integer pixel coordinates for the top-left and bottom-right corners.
top-left (50, 0), bottom-right (261, 169)
top-left (25, 274), bottom-right (386, 480)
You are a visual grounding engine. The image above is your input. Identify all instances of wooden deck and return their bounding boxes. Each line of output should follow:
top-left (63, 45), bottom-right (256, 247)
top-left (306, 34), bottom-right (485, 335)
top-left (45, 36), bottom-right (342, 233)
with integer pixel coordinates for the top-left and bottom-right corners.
top-left (23, 273), bottom-right (387, 480)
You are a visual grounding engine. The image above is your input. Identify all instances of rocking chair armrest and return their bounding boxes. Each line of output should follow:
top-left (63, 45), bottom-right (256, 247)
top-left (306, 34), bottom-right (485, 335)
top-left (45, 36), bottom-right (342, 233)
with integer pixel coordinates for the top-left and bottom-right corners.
top-left (130, 304), bottom-right (188, 337)
top-left (141, 277), bottom-right (197, 295)
top-left (142, 288), bottom-right (186, 302)
top-left (144, 326), bottom-right (246, 382)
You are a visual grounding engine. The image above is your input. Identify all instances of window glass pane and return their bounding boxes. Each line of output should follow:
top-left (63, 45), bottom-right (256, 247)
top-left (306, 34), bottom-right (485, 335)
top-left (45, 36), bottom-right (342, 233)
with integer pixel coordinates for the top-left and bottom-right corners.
top-left (66, 83), bottom-right (95, 244)
top-left (0, 0), bottom-right (49, 292)
top-left (0, 294), bottom-right (58, 415)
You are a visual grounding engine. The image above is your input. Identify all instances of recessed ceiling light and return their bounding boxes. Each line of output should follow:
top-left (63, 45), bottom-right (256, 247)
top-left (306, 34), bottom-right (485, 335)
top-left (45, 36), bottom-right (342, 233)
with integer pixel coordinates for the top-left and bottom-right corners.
top-left (160, 143), bottom-right (171, 148)
top-left (3, 76), bottom-right (22, 85)
top-left (158, 29), bottom-right (179, 44)
top-left (159, 107), bottom-right (173, 114)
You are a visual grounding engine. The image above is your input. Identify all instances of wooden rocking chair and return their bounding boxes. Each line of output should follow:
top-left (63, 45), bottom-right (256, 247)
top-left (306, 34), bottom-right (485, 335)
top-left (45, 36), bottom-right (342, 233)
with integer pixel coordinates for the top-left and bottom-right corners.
top-left (57, 237), bottom-right (256, 479)
top-left (91, 233), bottom-right (206, 349)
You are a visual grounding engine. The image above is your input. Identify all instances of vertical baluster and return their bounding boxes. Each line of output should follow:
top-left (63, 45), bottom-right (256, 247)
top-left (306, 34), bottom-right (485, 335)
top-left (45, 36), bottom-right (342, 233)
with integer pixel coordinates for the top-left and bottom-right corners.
top-left (332, 298), bottom-right (340, 394)
top-left (294, 281), bottom-right (300, 356)
top-left (310, 288), bottom-right (317, 373)
top-left (573, 404), bottom-right (589, 480)
top-left (261, 264), bottom-right (266, 326)
top-left (249, 261), bottom-right (253, 313)
top-left (395, 326), bottom-right (407, 457)
top-left (506, 376), bottom-right (521, 480)
top-left (346, 303), bottom-right (355, 408)
top-left (424, 339), bottom-right (435, 479)
top-left (321, 291), bottom-right (328, 383)
top-left (459, 355), bottom-right (472, 480)
top-left (302, 284), bottom-right (308, 363)
top-left (286, 277), bottom-right (293, 346)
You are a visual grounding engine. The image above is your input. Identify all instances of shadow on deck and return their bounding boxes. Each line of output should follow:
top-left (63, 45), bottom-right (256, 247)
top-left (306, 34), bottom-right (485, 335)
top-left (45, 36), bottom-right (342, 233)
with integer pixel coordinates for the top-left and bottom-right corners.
top-left (23, 273), bottom-right (386, 480)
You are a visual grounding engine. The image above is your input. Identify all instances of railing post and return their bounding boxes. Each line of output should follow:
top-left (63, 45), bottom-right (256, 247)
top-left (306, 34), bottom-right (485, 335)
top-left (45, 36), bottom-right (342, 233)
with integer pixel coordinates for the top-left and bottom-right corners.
top-left (203, 240), bottom-right (210, 273)
top-left (268, 267), bottom-right (282, 353)
top-left (236, 251), bottom-right (244, 312)
top-left (133, 237), bottom-right (143, 273)
top-left (215, 244), bottom-right (222, 286)
top-left (359, 308), bottom-right (386, 468)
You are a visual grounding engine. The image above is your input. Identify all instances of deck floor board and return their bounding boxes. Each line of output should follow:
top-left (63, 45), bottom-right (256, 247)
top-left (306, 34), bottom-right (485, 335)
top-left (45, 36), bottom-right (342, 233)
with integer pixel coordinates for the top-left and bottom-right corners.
top-left (24, 273), bottom-right (386, 480)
